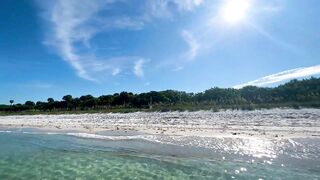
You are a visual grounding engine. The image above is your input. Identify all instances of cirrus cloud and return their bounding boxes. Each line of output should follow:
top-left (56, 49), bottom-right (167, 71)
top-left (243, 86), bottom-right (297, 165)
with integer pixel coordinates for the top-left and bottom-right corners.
top-left (234, 65), bottom-right (320, 88)
top-left (37, 0), bottom-right (203, 82)
top-left (133, 59), bottom-right (145, 78)
top-left (181, 29), bottom-right (200, 60)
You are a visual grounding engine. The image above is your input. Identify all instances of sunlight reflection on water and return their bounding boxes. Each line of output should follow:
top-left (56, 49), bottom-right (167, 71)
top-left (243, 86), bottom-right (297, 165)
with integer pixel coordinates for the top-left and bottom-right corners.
top-left (0, 130), bottom-right (319, 179)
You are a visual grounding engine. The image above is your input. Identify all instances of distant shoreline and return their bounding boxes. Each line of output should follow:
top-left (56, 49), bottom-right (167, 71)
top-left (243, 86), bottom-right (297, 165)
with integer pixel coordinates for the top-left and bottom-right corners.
top-left (0, 104), bottom-right (319, 116)
top-left (1, 77), bottom-right (320, 115)
top-left (1, 108), bottom-right (319, 139)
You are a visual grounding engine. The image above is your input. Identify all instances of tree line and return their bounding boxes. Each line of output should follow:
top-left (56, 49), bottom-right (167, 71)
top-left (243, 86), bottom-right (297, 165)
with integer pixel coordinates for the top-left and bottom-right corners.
top-left (1, 77), bottom-right (320, 113)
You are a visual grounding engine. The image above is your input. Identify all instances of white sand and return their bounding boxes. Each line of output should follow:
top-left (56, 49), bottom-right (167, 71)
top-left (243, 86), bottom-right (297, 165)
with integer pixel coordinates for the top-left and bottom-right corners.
top-left (0, 108), bottom-right (319, 139)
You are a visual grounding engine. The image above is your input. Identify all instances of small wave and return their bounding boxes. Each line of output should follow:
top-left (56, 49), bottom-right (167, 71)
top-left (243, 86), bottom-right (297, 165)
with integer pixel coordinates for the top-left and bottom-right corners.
top-left (21, 131), bottom-right (62, 135)
top-left (0, 130), bottom-right (162, 143)
top-left (0, 130), bottom-right (12, 133)
top-left (1, 130), bottom-right (318, 160)
top-left (65, 132), bottom-right (161, 142)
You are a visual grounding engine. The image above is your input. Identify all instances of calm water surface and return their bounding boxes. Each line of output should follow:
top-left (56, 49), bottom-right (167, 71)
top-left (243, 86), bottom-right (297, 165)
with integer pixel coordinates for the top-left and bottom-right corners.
top-left (0, 130), bottom-right (319, 179)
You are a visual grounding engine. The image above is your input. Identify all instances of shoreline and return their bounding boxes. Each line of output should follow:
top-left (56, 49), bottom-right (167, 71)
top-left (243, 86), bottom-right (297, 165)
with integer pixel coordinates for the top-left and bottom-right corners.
top-left (1, 109), bottom-right (320, 139)
top-left (1, 106), bottom-right (319, 117)
top-left (1, 125), bottom-right (319, 139)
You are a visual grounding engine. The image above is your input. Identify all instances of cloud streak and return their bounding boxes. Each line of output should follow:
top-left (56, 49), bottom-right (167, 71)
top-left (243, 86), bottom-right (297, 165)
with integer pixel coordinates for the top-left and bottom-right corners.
top-left (181, 30), bottom-right (200, 60)
top-left (147, 0), bottom-right (203, 18)
top-left (172, 66), bottom-right (184, 72)
top-left (234, 65), bottom-right (320, 88)
top-left (133, 59), bottom-right (145, 78)
top-left (174, 0), bottom-right (203, 11)
top-left (51, 0), bottom-right (100, 81)
top-left (38, 0), bottom-right (203, 81)
top-left (41, 0), bottom-right (122, 81)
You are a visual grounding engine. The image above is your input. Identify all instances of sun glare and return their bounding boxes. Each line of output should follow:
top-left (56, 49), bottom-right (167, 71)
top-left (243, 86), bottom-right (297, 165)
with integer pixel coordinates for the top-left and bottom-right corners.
top-left (220, 0), bottom-right (252, 25)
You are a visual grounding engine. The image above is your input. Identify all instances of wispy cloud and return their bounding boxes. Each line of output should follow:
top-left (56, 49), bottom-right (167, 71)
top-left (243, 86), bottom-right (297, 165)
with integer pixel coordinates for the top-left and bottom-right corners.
top-left (181, 30), bottom-right (200, 60)
top-left (37, 0), bottom-right (202, 81)
top-left (146, 0), bottom-right (203, 18)
top-left (40, 0), bottom-right (125, 81)
top-left (154, 29), bottom-right (201, 71)
top-left (112, 68), bottom-right (121, 76)
top-left (234, 65), bottom-right (320, 89)
top-left (39, 1), bottom-right (150, 82)
top-left (133, 59), bottom-right (145, 78)
top-left (174, 0), bottom-right (203, 11)
top-left (172, 66), bottom-right (184, 72)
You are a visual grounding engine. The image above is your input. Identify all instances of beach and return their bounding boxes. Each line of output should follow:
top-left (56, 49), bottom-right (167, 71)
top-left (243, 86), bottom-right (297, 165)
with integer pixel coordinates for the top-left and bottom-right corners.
top-left (0, 109), bottom-right (320, 179)
top-left (1, 108), bottom-right (320, 138)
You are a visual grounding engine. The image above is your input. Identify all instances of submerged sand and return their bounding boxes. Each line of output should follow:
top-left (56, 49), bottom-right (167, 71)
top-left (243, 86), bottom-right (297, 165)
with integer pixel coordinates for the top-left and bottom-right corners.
top-left (0, 108), bottom-right (319, 139)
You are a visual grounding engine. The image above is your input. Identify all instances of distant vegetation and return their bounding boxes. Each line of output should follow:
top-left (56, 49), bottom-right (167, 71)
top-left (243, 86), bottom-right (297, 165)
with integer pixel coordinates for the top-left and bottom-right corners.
top-left (1, 77), bottom-right (320, 115)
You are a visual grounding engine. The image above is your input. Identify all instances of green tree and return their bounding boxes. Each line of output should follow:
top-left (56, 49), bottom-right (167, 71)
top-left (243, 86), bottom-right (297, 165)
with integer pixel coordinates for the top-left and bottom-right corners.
top-left (24, 101), bottom-right (35, 109)
top-left (79, 95), bottom-right (96, 109)
top-left (62, 95), bottom-right (73, 110)
top-left (47, 98), bottom-right (55, 111)
top-left (47, 98), bottom-right (54, 104)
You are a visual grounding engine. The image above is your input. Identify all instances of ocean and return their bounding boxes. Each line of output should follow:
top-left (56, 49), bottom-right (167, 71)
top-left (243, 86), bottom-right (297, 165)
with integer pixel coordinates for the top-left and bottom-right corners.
top-left (0, 129), bottom-right (319, 179)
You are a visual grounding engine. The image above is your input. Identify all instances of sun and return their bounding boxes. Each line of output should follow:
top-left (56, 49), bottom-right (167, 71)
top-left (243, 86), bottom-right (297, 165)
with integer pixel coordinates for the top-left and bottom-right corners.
top-left (220, 0), bottom-right (252, 25)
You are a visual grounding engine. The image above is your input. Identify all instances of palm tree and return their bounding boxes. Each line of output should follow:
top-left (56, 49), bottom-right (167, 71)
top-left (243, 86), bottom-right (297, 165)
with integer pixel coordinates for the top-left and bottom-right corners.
top-left (9, 100), bottom-right (14, 106)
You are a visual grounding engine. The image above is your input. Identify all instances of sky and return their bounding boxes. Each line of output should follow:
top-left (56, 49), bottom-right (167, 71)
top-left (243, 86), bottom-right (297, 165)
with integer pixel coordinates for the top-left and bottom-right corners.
top-left (1, 0), bottom-right (320, 104)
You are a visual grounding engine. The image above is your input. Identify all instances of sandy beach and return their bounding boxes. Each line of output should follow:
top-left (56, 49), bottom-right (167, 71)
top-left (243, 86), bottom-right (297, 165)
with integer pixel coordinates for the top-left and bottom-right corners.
top-left (1, 108), bottom-right (320, 179)
top-left (1, 108), bottom-right (319, 139)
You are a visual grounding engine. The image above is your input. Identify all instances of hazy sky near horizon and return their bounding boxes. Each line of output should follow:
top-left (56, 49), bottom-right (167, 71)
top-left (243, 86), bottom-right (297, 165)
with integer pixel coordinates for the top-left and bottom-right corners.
top-left (1, 0), bottom-right (320, 103)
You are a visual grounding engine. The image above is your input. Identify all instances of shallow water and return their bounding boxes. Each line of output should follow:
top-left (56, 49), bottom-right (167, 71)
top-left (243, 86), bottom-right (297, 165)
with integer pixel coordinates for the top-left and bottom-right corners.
top-left (0, 130), bottom-right (319, 179)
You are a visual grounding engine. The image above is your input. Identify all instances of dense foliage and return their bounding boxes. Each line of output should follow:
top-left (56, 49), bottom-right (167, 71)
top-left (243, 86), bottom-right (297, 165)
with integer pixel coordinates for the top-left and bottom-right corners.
top-left (1, 77), bottom-right (320, 114)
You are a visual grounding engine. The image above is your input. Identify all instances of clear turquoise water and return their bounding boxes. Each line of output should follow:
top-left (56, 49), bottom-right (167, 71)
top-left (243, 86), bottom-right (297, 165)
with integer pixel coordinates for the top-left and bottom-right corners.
top-left (0, 130), bottom-right (319, 179)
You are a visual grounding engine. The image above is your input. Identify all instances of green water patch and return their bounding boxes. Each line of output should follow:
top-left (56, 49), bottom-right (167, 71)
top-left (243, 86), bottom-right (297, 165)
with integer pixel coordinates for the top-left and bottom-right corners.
top-left (0, 132), bottom-right (319, 179)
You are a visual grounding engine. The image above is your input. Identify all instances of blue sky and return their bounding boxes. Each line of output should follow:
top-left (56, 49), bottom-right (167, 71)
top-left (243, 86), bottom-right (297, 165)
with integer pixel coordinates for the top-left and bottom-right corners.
top-left (1, 0), bottom-right (320, 104)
